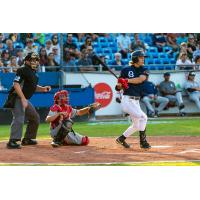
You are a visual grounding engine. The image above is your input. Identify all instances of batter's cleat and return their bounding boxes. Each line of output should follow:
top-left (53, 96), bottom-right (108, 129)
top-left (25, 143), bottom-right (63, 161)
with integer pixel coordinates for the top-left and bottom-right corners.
top-left (51, 141), bottom-right (61, 148)
top-left (7, 140), bottom-right (21, 149)
top-left (21, 138), bottom-right (38, 146)
top-left (116, 137), bottom-right (130, 148)
top-left (140, 141), bottom-right (151, 149)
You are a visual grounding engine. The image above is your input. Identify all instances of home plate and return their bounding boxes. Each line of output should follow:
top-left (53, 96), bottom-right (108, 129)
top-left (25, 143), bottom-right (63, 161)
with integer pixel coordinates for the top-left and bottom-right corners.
top-left (74, 151), bottom-right (87, 154)
top-left (151, 145), bottom-right (172, 148)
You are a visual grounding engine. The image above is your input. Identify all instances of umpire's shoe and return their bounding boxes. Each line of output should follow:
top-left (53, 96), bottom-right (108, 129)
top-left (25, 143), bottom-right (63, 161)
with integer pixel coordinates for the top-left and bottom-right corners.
top-left (7, 139), bottom-right (21, 149)
top-left (21, 138), bottom-right (38, 146)
top-left (116, 136), bottom-right (130, 148)
top-left (140, 140), bottom-right (151, 149)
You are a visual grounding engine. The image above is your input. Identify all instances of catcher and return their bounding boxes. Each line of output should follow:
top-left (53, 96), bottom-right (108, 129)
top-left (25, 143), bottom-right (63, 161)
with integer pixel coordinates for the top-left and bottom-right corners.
top-left (45, 90), bottom-right (101, 147)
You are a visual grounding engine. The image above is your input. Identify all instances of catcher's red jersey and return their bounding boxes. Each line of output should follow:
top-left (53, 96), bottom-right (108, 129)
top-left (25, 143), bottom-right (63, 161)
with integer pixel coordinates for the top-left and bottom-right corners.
top-left (48, 104), bottom-right (75, 129)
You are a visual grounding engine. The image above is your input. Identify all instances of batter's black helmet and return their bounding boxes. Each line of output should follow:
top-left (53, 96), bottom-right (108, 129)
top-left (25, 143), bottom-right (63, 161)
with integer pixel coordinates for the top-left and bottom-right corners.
top-left (131, 50), bottom-right (146, 63)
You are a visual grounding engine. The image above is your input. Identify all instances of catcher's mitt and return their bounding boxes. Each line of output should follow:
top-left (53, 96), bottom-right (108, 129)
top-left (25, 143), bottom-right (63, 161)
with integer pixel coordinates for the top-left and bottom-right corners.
top-left (88, 102), bottom-right (101, 115)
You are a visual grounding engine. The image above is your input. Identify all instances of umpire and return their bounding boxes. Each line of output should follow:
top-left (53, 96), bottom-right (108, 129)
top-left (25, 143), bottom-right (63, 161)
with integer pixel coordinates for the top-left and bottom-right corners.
top-left (3, 52), bottom-right (51, 149)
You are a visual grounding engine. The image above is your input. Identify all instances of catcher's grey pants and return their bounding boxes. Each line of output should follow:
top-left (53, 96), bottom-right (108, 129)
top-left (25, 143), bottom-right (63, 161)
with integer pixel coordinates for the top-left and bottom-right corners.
top-left (50, 125), bottom-right (83, 145)
top-left (10, 97), bottom-right (40, 140)
top-left (142, 96), bottom-right (169, 114)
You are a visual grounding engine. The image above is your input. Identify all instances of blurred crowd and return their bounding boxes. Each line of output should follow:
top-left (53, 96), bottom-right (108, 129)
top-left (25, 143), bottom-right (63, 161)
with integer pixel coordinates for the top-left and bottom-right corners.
top-left (1, 33), bottom-right (200, 73)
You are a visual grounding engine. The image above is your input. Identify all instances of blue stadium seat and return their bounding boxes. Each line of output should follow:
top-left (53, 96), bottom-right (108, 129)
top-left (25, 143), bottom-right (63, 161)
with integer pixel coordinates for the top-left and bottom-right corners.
top-left (157, 66), bottom-right (165, 70)
top-left (147, 46), bottom-right (158, 53)
top-left (109, 42), bottom-right (117, 48)
top-left (98, 37), bottom-right (108, 43)
top-left (170, 58), bottom-right (176, 64)
top-left (148, 66), bottom-right (157, 70)
top-left (146, 58), bottom-right (154, 65)
top-left (162, 46), bottom-right (173, 53)
top-left (158, 53), bottom-right (168, 59)
top-left (154, 58), bottom-right (162, 65)
top-left (151, 52), bottom-right (159, 58)
top-left (93, 42), bottom-right (100, 48)
top-left (72, 37), bottom-right (78, 43)
top-left (103, 48), bottom-right (112, 54)
top-left (161, 58), bottom-right (170, 64)
top-left (100, 42), bottom-right (109, 48)
top-left (144, 36), bottom-right (152, 45)
top-left (13, 42), bottom-right (24, 49)
top-left (94, 47), bottom-right (103, 54)
top-left (111, 47), bottom-right (118, 53)
top-left (122, 59), bottom-right (129, 65)
top-left (165, 65), bottom-right (175, 70)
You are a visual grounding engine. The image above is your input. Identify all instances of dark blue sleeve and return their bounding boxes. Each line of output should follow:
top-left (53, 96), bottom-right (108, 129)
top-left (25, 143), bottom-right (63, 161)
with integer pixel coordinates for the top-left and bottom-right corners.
top-left (120, 68), bottom-right (127, 78)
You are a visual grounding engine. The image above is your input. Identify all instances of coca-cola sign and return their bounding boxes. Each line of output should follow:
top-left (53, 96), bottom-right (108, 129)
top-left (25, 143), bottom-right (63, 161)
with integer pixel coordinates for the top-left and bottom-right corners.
top-left (94, 83), bottom-right (113, 108)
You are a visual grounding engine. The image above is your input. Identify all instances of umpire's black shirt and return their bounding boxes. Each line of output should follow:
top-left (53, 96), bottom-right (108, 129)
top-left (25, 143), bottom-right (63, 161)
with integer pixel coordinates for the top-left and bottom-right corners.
top-left (12, 65), bottom-right (39, 99)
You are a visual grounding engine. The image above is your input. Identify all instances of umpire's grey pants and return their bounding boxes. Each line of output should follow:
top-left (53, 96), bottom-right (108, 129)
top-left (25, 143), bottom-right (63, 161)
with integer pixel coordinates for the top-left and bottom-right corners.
top-left (10, 97), bottom-right (40, 140)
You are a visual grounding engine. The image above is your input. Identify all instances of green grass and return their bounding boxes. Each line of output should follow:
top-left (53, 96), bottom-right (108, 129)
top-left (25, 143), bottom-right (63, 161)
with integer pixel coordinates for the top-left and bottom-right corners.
top-left (0, 118), bottom-right (200, 141)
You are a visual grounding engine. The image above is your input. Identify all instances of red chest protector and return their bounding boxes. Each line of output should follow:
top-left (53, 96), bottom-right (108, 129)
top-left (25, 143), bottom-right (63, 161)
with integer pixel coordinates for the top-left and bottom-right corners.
top-left (50, 104), bottom-right (73, 129)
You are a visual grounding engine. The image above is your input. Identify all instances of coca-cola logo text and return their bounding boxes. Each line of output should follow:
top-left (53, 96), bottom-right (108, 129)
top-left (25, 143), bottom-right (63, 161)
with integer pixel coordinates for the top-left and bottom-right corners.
top-left (94, 83), bottom-right (113, 108)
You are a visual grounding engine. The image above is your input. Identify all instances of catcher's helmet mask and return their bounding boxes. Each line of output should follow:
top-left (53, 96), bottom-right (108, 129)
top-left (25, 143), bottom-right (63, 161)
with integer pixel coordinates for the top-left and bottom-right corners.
top-left (25, 52), bottom-right (40, 70)
top-left (131, 50), bottom-right (146, 63)
top-left (54, 90), bottom-right (69, 105)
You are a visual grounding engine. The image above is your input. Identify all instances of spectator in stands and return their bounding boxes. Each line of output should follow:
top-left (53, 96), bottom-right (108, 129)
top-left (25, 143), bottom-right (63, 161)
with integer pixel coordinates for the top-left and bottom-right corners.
top-left (152, 33), bottom-right (167, 52)
top-left (8, 33), bottom-right (19, 43)
top-left (45, 39), bottom-right (53, 55)
top-left (0, 33), bottom-right (5, 43)
top-left (51, 34), bottom-right (60, 55)
top-left (16, 49), bottom-right (24, 66)
top-left (0, 59), bottom-right (4, 72)
top-left (142, 74), bottom-right (169, 117)
top-left (184, 71), bottom-right (200, 111)
top-left (6, 39), bottom-right (17, 56)
top-left (187, 34), bottom-right (196, 61)
top-left (176, 52), bottom-right (193, 70)
top-left (77, 49), bottom-right (96, 72)
top-left (39, 47), bottom-right (48, 66)
top-left (177, 33), bottom-right (188, 46)
top-left (34, 33), bottom-right (45, 46)
top-left (80, 36), bottom-right (93, 52)
top-left (193, 41), bottom-right (200, 61)
top-left (52, 46), bottom-right (60, 65)
top-left (23, 38), bottom-right (37, 57)
top-left (117, 33), bottom-right (131, 58)
top-left (194, 55), bottom-right (200, 70)
top-left (20, 33), bottom-right (33, 45)
top-left (63, 33), bottom-right (80, 71)
top-left (159, 72), bottom-right (185, 116)
top-left (130, 33), bottom-right (146, 52)
top-left (46, 52), bottom-right (59, 71)
top-left (0, 41), bottom-right (5, 54)
top-left (7, 56), bottom-right (19, 73)
top-left (1, 49), bottom-right (10, 67)
top-left (110, 52), bottom-right (125, 70)
top-left (166, 33), bottom-right (179, 52)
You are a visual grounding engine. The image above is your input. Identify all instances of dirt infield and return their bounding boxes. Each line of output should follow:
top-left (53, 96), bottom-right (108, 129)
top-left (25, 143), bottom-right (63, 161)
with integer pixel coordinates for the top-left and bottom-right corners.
top-left (0, 136), bottom-right (200, 165)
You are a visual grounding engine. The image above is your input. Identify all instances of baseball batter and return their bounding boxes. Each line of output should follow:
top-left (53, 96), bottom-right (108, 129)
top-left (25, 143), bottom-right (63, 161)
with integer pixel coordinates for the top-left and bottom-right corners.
top-left (46, 90), bottom-right (101, 147)
top-left (115, 50), bottom-right (151, 149)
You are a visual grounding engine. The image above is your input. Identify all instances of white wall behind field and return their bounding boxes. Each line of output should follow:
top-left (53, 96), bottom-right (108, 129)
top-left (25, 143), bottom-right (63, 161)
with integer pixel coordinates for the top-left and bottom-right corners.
top-left (64, 71), bottom-right (200, 116)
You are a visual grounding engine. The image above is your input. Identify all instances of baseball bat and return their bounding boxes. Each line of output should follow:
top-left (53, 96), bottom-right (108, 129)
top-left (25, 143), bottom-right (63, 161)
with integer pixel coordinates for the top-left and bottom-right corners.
top-left (92, 54), bottom-right (119, 79)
